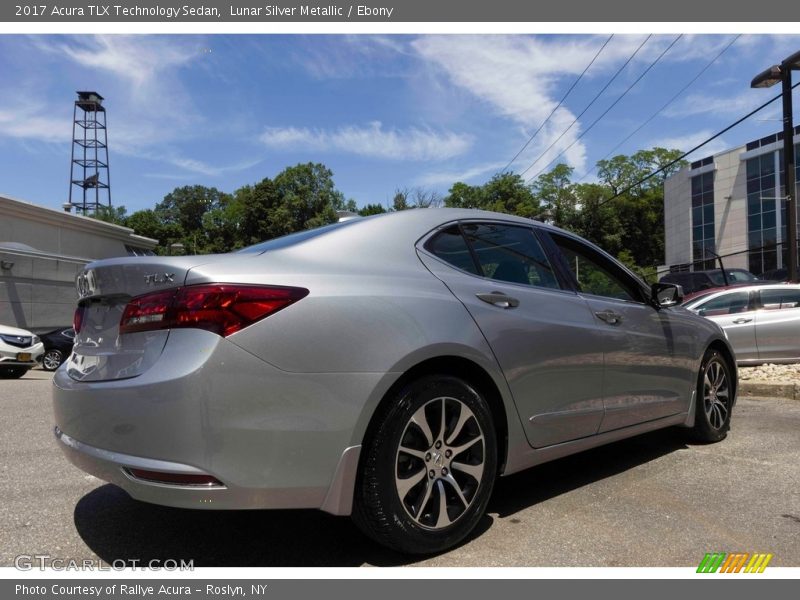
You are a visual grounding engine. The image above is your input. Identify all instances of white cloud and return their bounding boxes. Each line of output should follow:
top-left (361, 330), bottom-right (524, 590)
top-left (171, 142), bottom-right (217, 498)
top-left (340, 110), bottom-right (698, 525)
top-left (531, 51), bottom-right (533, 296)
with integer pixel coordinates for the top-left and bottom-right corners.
top-left (663, 91), bottom-right (775, 119)
top-left (0, 103), bottom-right (71, 143)
top-left (259, 121), bottom-right (473, 161)
top-left (650, 130), bottom-right (729, 159)
top-left (410, 35), bottom-right (642, 175)
top-left (416, 161), bottom-right (508, 186)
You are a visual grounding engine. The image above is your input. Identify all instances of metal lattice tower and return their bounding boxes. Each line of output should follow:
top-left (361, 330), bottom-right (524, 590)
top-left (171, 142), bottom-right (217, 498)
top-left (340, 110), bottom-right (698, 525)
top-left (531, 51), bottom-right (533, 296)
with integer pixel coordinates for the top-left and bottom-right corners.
top-left (68, 91), bottom-right (111, 214)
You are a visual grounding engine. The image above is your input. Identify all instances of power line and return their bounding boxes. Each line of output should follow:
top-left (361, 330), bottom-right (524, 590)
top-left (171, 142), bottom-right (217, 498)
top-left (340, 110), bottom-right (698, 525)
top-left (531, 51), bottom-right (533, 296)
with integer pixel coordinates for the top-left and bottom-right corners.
top-left (515, 34), bottom-right (653, 179)
top-left (576, 34), bottom-right (741, 183)
top-left (528, 34), bottom-right (684, 181)
top-left (500, 34), bottom-right (614, 174)
top-left (596, 81), bottom-right (800, 208)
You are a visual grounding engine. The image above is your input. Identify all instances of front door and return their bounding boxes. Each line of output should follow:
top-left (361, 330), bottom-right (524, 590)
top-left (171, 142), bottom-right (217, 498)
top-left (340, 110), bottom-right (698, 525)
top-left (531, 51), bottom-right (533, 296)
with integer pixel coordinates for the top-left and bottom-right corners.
top-left (546, 232), bottom-right (696, 432)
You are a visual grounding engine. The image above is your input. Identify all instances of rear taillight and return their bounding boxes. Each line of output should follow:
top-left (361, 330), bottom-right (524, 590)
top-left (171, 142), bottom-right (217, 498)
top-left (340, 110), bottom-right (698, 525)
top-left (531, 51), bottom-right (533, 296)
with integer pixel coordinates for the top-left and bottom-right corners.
top-left (73, 305), bottom-right (85, 334)
top-left (119, 284), bottom-right (308, 337)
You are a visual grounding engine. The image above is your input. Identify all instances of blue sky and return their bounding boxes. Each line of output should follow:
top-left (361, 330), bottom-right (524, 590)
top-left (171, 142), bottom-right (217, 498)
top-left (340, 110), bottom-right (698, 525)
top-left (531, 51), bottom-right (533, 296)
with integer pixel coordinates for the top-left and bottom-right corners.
top-left (2, 33), bottom-right (800, 213)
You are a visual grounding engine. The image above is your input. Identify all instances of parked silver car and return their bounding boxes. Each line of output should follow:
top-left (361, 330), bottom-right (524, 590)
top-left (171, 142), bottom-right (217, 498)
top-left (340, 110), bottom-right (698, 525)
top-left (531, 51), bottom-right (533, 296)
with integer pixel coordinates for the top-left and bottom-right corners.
top-left (683, 283), bottom-right (800, 364)
top-left (52, 209), bottom-right (736, 554)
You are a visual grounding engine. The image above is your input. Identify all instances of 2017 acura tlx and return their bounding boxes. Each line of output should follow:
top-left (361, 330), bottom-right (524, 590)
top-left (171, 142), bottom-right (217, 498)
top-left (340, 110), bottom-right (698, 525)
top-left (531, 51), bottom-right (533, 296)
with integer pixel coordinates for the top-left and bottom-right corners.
top-left (52, 208), bottom-right (736, 554)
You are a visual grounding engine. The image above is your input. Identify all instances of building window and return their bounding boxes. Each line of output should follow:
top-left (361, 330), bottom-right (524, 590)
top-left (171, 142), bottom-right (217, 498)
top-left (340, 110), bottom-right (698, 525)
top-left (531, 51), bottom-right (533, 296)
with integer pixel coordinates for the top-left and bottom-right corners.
top-left (691, 171), bottom-right (715, 270)
top-left (747, 145), bottom-right (800, 275)
top-left (746, 153), bottom-right (779, 275)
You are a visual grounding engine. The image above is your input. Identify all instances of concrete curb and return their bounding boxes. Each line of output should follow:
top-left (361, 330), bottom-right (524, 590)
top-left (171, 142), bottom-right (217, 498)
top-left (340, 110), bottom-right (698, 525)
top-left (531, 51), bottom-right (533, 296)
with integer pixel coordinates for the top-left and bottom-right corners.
top-left (739, 381), bottom-right (800, 400)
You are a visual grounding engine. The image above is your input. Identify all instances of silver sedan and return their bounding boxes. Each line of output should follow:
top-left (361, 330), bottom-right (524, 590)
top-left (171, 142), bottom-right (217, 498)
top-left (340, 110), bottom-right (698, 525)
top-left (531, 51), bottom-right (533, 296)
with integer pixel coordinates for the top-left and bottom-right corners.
top-left (52, 209), bottom-right (736, 554)
top-left (683, 283), bottom-right (800, 364)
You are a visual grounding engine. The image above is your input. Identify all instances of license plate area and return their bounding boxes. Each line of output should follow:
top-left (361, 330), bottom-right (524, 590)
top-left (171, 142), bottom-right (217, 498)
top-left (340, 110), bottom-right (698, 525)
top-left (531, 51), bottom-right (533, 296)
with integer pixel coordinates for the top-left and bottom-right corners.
top-left (17, 352), bottom-right (31, 362)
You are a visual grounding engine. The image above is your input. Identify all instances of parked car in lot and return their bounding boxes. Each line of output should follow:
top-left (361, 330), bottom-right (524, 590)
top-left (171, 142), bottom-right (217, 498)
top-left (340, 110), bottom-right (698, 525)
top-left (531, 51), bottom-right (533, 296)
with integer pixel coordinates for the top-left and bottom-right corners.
top-left (0, 324), bottom-right (44, 378)
top-left (52, 209), bottom-right (737, 554)
top-left (659, 268), bottom-right (758, 295)
top-left (39, 328), bottom-right (75, 371)
top-left (683, 283), bottom-right (800, 364)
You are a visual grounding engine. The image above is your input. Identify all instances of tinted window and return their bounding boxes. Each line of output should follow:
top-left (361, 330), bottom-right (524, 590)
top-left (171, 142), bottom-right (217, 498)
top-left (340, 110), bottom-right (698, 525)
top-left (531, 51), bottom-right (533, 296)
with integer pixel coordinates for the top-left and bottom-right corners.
top-left (694, 292), bottom-right (751, 316)
top-left (461, 223), bottom-right (560, 290)
top-left (427, 226), bottom-right (480, 275)
top-left (552, 235), bottom-right (639, 302)
top-left (760, 289), bottom-right (800, 310)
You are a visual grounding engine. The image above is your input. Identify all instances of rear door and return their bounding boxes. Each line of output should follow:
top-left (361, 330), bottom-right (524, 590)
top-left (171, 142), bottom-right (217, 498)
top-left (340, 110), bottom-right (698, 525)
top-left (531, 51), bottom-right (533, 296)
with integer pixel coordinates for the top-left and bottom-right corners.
top-left (417, 221), bottom-right (606, 448)
top-left (545, 232), bottom-right (696, 432)
top-left (754, 287), bottom-right (800, 361)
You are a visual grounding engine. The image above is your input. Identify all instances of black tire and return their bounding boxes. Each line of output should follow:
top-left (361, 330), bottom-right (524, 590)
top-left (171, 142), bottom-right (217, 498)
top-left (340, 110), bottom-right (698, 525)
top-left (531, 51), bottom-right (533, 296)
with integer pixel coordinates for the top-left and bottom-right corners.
top-left (690, 349), bottom-right (733, 443)
top-left (353, 375), bottom-right (497, 555)
top-left (0, 366), bottom-right (29, 379)
top-left (42, 349), bottom-right (64, 371)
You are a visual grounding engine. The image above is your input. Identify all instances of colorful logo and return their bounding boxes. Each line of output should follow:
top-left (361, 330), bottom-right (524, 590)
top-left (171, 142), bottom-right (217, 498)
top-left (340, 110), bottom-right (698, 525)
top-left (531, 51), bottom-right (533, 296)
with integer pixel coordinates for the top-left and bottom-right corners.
top-left (697, 552), bottom-right (773, 573)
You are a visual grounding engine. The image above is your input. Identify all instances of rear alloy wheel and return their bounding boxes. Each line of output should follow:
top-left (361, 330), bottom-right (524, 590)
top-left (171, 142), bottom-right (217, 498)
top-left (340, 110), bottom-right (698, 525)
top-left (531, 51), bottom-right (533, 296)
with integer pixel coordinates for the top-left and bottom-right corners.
top-left (0, 366), bottom-right (28, 379)
top-left (691, 349), bottom-right (733, 442)
top-left (42, 349), bottom-right (64, 371)
top-left (353, 375), bottom-right (497, 554)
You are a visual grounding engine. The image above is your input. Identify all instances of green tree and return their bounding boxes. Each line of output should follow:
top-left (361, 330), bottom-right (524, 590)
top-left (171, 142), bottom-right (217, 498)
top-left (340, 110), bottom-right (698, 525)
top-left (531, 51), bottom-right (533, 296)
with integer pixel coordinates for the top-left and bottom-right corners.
top-left (531, 164), bottom-right (577, 228)
top-left (359, 203), bottom-right (387, 216)
top-left (92, 205), bottom-right (128, 226)
top-left (445, 172), bottom-right (539, 217)
top-left (155, 185), bottom-right (231, 234)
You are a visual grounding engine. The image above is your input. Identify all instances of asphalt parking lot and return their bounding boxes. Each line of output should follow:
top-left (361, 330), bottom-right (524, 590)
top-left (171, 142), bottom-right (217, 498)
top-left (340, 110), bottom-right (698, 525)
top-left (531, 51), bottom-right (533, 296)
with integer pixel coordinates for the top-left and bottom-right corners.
top-left (1, 371), bottom-right (799, 568)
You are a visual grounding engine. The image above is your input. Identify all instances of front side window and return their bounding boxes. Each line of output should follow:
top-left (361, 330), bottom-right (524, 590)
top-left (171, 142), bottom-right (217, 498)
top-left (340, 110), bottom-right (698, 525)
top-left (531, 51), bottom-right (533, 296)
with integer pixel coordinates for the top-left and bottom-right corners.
top-left (693, 291), bottom-right (751, 316)
top-left (551, 234), bottom-right (640, 302)
top-left (461, 223), bottom-right (560, 290)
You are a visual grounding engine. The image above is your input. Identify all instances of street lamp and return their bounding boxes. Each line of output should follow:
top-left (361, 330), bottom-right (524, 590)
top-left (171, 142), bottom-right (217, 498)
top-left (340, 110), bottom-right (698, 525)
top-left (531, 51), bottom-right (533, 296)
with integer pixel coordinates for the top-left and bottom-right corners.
top-left (751, 50), bottom-right (800, 283)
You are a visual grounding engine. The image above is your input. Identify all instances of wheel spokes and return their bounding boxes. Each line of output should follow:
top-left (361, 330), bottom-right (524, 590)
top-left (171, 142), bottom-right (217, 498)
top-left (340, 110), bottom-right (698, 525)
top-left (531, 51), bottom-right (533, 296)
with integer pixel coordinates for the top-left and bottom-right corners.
top-left (446, 402), bottom-right (473, 446)
top-left (449, 435), bottom-right (484, 459)
top-left (396, 467), bottom-right (426, 502)
top-left (451, 460), bottom-right (483, 482)
top-left (435, 481), bottom-right (451, 528)
top-left (410, 406), bottom-right (434, 448)
top-left (395, 395), bottom-right (487, 531)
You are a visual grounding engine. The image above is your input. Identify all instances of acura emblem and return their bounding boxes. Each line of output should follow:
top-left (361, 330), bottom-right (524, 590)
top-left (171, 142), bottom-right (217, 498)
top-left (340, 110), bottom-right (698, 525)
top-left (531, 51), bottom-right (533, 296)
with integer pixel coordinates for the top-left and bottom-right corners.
top-left (76, 270), bottom-right (97, 298)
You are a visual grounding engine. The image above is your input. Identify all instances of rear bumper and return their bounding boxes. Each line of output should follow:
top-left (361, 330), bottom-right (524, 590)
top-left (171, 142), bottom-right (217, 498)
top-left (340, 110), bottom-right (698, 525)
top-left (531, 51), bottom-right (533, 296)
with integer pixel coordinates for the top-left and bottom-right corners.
top-left (52, 329), bottom-right (385, 513)
top-left (54, 426), bottom-right (332, 510)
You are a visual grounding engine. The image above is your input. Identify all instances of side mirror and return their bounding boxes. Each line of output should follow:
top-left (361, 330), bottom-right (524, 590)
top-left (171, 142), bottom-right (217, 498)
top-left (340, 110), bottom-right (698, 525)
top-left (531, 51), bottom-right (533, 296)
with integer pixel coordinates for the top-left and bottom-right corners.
top-left (651, 282), bottom-right (683, 308)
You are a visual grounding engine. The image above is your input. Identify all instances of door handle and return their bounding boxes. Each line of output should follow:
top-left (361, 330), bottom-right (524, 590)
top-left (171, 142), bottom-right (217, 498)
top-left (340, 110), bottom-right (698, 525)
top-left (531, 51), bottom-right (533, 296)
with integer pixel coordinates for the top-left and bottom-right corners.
top-left (732, 317), bottom-right (753, 324)
top-left (476, 292), bottom-right (520, 309)
top-left (595, 310), bottom-right (623, 325)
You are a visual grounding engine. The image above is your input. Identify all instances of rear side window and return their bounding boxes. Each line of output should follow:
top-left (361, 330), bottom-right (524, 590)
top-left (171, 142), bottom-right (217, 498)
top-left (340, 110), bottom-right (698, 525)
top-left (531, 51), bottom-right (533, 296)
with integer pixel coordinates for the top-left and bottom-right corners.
top-left (461, 223), bottom-right (560, 290)
top-left (427, 225), bottom-right (480, 275)
top-left (426, 222), bottom-right (560, 290)
top-left (760, 288), bottom-right (800, 310)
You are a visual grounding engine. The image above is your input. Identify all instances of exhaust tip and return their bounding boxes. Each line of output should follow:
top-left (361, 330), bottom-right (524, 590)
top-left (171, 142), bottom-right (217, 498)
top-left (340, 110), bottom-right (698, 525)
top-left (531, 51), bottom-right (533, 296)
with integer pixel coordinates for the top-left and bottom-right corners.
top-left (124, 467), bottom-right (225, 488)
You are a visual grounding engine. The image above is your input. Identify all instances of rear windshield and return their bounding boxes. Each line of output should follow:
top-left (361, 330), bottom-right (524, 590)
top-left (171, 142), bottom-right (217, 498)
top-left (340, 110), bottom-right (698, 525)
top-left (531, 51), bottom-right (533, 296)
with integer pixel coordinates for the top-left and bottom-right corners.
top-left (237, 219), bottom-right (361, 254)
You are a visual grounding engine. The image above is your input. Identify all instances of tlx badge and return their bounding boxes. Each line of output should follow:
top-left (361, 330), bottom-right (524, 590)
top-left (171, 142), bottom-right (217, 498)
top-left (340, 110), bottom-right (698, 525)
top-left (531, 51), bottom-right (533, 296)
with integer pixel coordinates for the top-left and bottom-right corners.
top-left (143, 273), bottom-right (175, 285)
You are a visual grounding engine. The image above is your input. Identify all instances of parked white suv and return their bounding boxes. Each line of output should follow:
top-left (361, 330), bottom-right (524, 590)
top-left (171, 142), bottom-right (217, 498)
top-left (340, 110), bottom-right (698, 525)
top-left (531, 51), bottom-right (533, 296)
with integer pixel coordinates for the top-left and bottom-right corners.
top-left (0, 324), bottom-right (44, 378)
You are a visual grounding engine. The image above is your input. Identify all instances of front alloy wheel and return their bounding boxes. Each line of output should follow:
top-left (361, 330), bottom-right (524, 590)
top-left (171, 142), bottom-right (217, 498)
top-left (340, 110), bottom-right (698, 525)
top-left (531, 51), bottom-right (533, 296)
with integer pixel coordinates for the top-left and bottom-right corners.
top-left (691, 349), bottom-right (733, 442)
top-left (354, 375), bottom-right (497, 554)
top-left (42, 349), bottom-right (64, 371)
